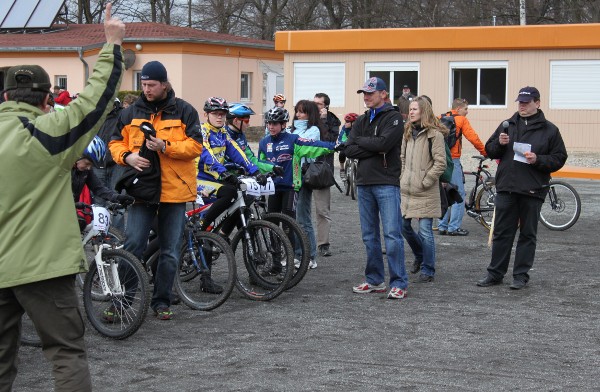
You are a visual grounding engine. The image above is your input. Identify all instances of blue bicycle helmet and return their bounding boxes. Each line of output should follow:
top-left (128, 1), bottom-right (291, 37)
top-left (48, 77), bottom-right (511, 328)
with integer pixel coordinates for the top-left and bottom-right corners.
top-left (227, 103), bottom-right (255, 119)
top-left (82, 136), bottom-right (107, 167)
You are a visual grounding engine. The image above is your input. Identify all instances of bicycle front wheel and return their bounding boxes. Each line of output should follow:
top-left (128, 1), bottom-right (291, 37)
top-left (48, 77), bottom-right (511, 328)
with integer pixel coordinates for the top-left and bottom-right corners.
top-left (233, 220), bottom-right (294, 301)
top-left (261, 212), bottom-right (310, 290)
top-left (174, 231), bottom-right (235, 311)
top-left (539, 181), bottom-right (581, 231)
top-left (83, 249), bottom-right (150, 339)
top-left (79, 226), bottom-right (125, 294)
top-left (474, 182), bottom-right (496, 231)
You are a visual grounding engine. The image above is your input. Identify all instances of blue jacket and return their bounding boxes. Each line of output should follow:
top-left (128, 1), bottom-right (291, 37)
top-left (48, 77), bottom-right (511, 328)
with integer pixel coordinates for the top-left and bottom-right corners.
top-left (258, 131), bottom-right (334, 191)
top-left (197, 122), bottom-right (258, 181)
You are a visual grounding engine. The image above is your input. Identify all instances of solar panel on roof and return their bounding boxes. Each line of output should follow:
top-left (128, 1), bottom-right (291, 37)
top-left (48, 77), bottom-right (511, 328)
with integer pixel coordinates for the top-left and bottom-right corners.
top-left (27, 0), bottom-right (65, 28)
top-left (0, 0), bottom-right (65, 30)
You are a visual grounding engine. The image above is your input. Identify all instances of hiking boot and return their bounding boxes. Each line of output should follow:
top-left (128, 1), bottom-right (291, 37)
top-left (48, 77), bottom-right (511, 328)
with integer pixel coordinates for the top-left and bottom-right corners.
top-left (200, 274), bottom-right (224, 294)
top-left (387, 287), bottom-right (407, 299)
top-left (154, 306), bottom-right (173, 320)
top-left (318, 244), bottom-right (332, 257)
top-left (352, 282), bottom-right (386, 294)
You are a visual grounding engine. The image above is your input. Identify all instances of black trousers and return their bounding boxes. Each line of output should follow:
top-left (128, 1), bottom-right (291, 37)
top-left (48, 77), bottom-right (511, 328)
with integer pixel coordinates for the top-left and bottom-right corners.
top-left (487, 192), bottom-right (543, 282)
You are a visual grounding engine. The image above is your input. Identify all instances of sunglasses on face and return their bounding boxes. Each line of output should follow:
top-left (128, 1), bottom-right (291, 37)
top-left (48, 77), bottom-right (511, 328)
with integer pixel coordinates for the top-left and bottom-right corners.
top-left (238, 117), bottom-right (250, 123)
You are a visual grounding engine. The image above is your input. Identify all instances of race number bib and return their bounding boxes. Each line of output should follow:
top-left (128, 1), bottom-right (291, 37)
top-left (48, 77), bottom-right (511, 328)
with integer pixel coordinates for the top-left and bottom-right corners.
top-left (241, 178), bottom-right (261, 196)
top-left (260, 177), bottom-right (275, 195)
top-left (92, 206), bottom-right (111, 232)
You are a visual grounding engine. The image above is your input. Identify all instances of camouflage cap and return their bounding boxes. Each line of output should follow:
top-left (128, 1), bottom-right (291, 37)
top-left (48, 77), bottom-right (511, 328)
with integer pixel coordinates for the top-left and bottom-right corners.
top-left (3, 65), bottom-right (52, 93)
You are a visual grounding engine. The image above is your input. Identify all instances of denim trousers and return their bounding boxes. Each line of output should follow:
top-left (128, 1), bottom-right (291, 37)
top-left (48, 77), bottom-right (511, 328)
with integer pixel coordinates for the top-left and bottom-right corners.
top-left (487, 192), bottom-right (543, 282)
top-left (125, 202), bottom-right (186, 310)
top-left (357, 185), bottom-right (407, 289)
top-left (401, 217), bottom-right (436, 277)
top-left (296, 186), bottom-right (317, 260)
top-left (438, 158), bottom-right (465, 232)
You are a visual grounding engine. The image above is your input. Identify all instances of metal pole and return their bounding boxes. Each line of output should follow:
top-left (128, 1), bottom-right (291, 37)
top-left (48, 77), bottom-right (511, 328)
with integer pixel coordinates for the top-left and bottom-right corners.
top-left (520, 0), bottom-right (527, 25)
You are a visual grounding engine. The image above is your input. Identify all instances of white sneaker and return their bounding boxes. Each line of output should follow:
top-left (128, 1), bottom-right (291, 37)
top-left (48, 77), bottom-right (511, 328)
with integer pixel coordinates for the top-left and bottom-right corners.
top-left (294, 258), bottom-right (301, 269)
top-left (308, 259), bottom-right (317, 269)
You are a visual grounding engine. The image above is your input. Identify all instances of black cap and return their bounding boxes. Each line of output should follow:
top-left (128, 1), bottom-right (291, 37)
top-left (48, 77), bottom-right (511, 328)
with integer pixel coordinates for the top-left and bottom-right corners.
top-left (4, 65), bottom-right (51, 93)
top-left (515, 86), bottom-right (540, 102)
top-left (140, 61), bottom-right (168, 82)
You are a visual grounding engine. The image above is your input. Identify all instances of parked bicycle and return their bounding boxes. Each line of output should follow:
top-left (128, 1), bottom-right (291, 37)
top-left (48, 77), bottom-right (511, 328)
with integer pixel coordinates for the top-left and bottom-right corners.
top-left (464, 156), bottom-right (496, 231)
top-left (343, 158), bottom-right (358, 200)
top-left (78, 203), bottom-right (150, 340)
top-left (539, 179), bottom-right (581, 231)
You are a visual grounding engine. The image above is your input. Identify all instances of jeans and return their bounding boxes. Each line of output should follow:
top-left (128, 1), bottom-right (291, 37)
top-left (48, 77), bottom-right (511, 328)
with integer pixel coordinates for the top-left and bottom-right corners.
top-left (125, 202), bottom-right (186, 310)
top-left (93, 164), bottom-right (127, 231)
top-left (296, 186), bottom-right (317, 260)
top-left (401, 217), bottom-right (436, 277)
top-left (438, 158), bottom-right (465, 232)
top-left (487, 192), bottom-right (543, 282)
top-left (357, 185), bottom-right (407, 289)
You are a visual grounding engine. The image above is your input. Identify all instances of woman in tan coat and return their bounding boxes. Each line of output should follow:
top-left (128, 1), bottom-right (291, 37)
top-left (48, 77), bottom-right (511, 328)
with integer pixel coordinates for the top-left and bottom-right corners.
top-left (400, 96), bottom-right (447, 283)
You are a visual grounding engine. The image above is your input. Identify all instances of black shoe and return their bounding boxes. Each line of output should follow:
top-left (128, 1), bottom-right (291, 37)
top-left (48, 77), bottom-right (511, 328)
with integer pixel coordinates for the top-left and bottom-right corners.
top-left (476, 275), bottom-right (503, 287)
top-left (410, 261), bottom-right (421, 274)
top-left (448, 228), bottom-right (469, 236)
top-left (415, 274), bottom-right (434, 283)
top-left (319, 245), bottom-right (332, 257)
top-left (438, 230), bottom-right (447, 235)
top-left (509, 279), bottom-right (527, 290)
top-left (200, 275), bottom-right (224, 294)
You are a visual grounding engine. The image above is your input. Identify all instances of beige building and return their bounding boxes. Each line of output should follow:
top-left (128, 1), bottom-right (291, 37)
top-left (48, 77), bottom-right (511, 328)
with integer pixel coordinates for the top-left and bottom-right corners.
top-left (275, 24), bottom-right (600, 152)
top-left (0, 23), bottom-right (283, 126)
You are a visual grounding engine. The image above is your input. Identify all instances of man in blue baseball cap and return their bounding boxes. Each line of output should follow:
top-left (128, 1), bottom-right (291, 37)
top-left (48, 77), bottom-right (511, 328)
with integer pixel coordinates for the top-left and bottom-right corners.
top-left (339, 76), bottom-right (408, 300)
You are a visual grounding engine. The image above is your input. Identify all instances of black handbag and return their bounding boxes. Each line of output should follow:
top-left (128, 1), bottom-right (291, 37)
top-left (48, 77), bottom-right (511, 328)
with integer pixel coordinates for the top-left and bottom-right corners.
top-left (301, 161), bottom-right (336, 190)
top-left (115, 134), bottom-right (161, 204)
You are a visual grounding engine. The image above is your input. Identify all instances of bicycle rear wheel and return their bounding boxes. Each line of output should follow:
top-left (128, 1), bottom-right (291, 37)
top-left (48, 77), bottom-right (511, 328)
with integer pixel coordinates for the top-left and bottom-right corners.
top-left (174, 231), bottom-right (235, 311)
top-left (233, 220), bottom-right (294, 301)
top-left (474, 182), bottom-right (496, 230)
top-left (261, 212), bottom-right (310, 289)
top-left (83, 249), bottom-right (150, 339)
top-left (539, 181), bottom-right (581, 231)
top-left (349, 160), bottom-right (357, 200)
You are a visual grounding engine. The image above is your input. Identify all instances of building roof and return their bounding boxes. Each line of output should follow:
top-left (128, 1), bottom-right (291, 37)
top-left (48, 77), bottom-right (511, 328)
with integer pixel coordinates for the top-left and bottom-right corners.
top-left (0, 22), bottom-right (274, 52)
top-left (275, 23), bottom-right (600, 53)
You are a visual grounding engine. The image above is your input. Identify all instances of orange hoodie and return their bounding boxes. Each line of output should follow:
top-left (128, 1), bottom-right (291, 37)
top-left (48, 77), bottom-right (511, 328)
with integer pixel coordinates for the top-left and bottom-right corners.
top-left (446, 109), bottom-right (486, 159)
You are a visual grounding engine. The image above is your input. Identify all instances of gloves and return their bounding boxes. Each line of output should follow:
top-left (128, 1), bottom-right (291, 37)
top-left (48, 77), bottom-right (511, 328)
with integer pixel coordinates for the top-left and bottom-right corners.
top-left (140, 121), bottom-right (156, 139)
top-left (113, 194), bottom-right (135, 206)
top-left (255, 173), bottom-right (268, 186)
top-left (334, 142), bottom-right (346, 152)
top-left (272, 165), bottom-right (284, 177)
top-left (219, 172), bottom-right (239, 186)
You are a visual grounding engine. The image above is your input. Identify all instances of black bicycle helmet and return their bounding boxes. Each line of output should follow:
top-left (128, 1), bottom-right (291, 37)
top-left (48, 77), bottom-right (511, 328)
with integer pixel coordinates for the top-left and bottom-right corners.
top-left (265, 107), bottom-right (289, 123)
top-left (203, 97), bottom-right (229, 112)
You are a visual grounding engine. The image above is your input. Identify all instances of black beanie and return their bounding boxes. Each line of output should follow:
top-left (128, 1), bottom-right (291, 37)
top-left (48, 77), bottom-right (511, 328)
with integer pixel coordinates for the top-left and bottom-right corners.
top-left (140, 61), bottom-right (167, 82)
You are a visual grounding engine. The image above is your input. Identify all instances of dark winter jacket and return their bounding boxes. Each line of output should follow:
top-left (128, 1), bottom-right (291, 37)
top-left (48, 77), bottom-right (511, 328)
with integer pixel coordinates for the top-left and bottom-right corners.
top-left (72, 167), bottom-right (119, 203)
top-left (344, 104), bottom-right (404, 186)
top-left (485, 110), bottom-right (567, 200)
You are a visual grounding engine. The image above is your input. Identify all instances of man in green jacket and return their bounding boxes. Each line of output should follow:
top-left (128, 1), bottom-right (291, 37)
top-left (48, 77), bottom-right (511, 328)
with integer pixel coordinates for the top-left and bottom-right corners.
top-left (0, 5), bottom-right (125, 391)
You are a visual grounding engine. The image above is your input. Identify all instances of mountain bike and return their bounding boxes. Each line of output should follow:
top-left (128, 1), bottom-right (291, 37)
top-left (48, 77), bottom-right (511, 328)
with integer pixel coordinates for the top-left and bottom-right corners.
top-left (539, 179), bottom-right (581, 231)
top-left (192, 175), bottom-right (295, 301)
top-left (464, 156), bottom-right (496, 231)
top-left (249, 194), bottom-right (310, 290)
top-left (78, 203), bottom-right (150, 340)
top-left (343, 158), bottom-right (358, 200)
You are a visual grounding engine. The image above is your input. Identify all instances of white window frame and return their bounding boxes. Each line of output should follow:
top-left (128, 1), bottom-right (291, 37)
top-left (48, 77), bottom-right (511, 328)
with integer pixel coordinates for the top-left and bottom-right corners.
top-left (133, 71), bottom-right (142, 91)
top-left (448, 61), bottom-right (508, 108)
top-left (550, 60), bottom-right (600, 109)
top-left (293, 63), bottom-right (345, 106)
top-left (365, 62), bottom-right (420, 103)
top-left (55, 75), bottom-right (67, 89)
top-left (240, 72), bottom-right (251, 101)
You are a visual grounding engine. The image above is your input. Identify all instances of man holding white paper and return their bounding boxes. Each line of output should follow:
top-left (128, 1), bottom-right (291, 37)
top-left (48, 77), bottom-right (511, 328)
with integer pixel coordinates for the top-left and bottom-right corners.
top-left (477, 86), bottom-right (567, 290)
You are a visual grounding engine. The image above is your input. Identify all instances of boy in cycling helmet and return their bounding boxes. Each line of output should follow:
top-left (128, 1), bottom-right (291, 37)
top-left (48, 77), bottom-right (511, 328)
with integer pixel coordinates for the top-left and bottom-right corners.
top-left (72, 136), bottom-right (134, 230)
top-left (259, 107), bottom-right (338, 270)
top-left (225, 103), bottom-right (282, 175)
top-left (338, 112), bottom-right (359, 180)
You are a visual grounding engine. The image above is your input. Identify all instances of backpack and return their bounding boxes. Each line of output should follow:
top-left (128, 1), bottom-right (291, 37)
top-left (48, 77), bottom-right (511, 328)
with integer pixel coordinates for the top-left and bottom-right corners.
top-left (440, 112), bottom-right (462, 149)
top-left (428, 137), bottom-right (454, 183)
